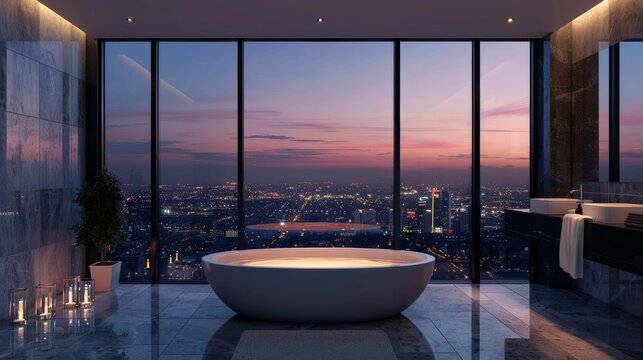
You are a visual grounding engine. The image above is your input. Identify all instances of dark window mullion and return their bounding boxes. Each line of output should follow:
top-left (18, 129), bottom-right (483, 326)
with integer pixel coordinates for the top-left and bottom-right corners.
top-left (394, 41), bottom-right (401, 249)
top-left (237, 40), bottom-right (245, 249)
top-left (609, 44), bottom-right (620, 182)
top-left (151, 40), bottom-right (160, 283)
top-left (471, 40), bottom-right (481, 284)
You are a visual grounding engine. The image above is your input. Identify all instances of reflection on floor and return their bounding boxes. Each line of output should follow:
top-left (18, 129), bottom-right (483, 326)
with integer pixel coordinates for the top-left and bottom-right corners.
top-left (1, 283), bottom-right (642, 359)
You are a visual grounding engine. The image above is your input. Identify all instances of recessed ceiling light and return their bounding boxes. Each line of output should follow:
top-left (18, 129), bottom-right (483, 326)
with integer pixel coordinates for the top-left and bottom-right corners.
top-left (127, 17), bottom-right (134, 23)
top-left (506, 17), bottom-right (514, 24)
top-left (317, 17), bottom-right (324, 23)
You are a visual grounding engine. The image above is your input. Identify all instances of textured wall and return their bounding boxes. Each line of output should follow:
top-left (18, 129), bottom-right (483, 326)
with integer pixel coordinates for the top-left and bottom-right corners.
top-left (547, 0), bottom-right (643, 197)
top-left (0, 0), bottom-right (85, 320)
top-left (548, 0), bottom-right (643, 317)
top-left (549, 24), bottom-right (574, 197)
top-left (574, 260), bottom-right (643, 319)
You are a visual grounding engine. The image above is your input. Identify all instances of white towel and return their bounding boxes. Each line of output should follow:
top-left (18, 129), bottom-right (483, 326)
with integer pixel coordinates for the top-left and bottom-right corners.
top-left (559, 214), bottom-right (591, 279)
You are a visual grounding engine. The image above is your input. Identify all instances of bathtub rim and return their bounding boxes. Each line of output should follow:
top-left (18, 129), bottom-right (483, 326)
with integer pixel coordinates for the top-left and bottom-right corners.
top-left (202, 247), bottom-right (435, 270)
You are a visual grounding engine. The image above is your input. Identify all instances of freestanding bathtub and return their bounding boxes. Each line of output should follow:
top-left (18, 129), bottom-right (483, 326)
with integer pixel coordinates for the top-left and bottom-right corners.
top-left (202, 247), bottom-right (435, 323)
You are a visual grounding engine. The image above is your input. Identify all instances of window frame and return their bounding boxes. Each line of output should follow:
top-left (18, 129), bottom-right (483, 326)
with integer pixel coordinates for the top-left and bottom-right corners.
top-left (97, 38), bottom-right (536, 284)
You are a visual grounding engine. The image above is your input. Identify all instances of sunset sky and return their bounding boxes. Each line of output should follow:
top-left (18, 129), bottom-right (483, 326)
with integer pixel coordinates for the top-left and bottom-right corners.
top-left (104, 41), bottom-right (640, 185)
top-left (619, 42), bottom-right (643, 182)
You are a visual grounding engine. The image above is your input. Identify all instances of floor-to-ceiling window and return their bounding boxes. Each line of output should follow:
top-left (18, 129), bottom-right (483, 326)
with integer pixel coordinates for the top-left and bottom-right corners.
top-left (104, 42), bottom-right (152, 281)
top-left (158, 42), bottom-right (238, 281)
top-left (401, 42), bottom-right (472, 280)
top-left (244, 42), bottom-right (394, 249)
top-left (480, 42), bottom-right (530, 280)
top-left (101, 40), bottom-right (533, 283)
top-left (619, 41), bottom-right (643, 182)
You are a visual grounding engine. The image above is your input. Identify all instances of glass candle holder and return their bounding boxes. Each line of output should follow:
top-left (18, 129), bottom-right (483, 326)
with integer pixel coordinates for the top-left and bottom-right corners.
top-left (10, 325), bottom-right (27, 355)
top-left (9, 288), bottom-right (28, 325)
top-left (80, 307), bottom-right (95, 333)
top-left (35, 319), bottom-right (55, 349)
top-left (64, 309), bottom-right (79, 335)
top-left (78, 279), bottom-right (95, 308)
top-left (35, 284), bottom-right (56, 319)
top-left (63, 276), bottom-right (80, 308)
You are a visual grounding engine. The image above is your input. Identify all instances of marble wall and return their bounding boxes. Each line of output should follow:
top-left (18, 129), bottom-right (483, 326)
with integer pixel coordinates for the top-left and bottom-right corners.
top-left (546, 0), bottom-right (643, 197)
top-left (546, 0), bottom-right (643, 318)
top-left (0, 0), bottom-right (86, 321)
top-left (548, 24), bottom-right (574, 197)
top-left (580, 182), bottom-right (643, 204)
top-left (575, 260), bottom-right (643, 319)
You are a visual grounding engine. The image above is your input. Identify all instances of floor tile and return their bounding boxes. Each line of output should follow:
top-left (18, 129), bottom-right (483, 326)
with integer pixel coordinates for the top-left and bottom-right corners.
top-left (162, 318), bottom-right (228, 355)
top-left (230, 330), bottom-right (397, 360)
top-left (159, 293), bottom-right (209, 319)
top-left (1, 283), bottom-right (641, 359)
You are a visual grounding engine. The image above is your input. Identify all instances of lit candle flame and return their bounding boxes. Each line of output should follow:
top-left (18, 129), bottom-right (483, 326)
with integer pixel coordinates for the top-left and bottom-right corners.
top-left (43, 296), bottom-right (49, 316)
top-left (17, 300), bottom-right (24, 322)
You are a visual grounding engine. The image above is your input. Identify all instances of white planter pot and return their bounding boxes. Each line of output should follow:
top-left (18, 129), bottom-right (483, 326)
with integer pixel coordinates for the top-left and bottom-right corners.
top-left (89, 261), bottom-right (122, 292)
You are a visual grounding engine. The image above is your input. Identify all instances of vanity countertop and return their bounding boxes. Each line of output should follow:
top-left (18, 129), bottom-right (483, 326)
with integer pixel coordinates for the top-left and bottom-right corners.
top-left (508, 208), bottom-right (643, 232)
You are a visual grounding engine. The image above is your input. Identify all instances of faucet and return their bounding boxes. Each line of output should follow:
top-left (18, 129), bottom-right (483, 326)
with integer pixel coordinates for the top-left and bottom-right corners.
top-left (570, 184), bottom-right (585, 215)
top-left (570, 184), bottom-right (584, 203)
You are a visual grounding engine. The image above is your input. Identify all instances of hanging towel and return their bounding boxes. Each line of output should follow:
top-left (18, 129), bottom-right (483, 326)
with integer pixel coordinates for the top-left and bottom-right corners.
top-left (559, 213), bottom-right (591, 279)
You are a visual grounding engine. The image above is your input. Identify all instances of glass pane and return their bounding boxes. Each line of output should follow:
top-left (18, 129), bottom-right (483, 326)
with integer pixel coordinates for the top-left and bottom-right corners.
top-left (104, 42), bottom-right (151, 281)
top-left (159, 42), bottom-right (238, 282)
top-left (401, 42), bottom-right (472, 281)
top-left (244, 42), bottom-right (393, 249)
top-left (620, 41), bottom-right (643, 182)
top-left (480, 42), bottom-right (530, 281)
top-left (598, 47), bottom-right (609, 181)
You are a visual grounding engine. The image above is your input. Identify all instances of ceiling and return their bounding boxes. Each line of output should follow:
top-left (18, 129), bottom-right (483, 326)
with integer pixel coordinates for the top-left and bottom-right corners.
top-left (39, 0), bottom-right (602, 39)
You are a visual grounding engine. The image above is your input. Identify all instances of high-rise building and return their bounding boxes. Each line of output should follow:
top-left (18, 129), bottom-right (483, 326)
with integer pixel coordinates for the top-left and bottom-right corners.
top-left (431, 188), bottom-right (442, 233)
top-left (353, 208), bottom-right (377, 225)
top-left (417, 196), bottom-right (431, 233)
top-left (440, 190), bottom-right (451, 230)
top-left (421, 209), bottom-right (432, 234)
top-left (426, 188), bottom-right (451, 234)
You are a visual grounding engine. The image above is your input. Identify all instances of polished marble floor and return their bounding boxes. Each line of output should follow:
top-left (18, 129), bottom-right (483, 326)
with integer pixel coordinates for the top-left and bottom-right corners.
top-left (1, 283), bottom-right (642, 359)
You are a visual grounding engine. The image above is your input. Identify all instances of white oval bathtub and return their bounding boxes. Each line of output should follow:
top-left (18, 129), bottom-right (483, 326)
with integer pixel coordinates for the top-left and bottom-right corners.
top-left (202, 248), bottom-right (435, 323)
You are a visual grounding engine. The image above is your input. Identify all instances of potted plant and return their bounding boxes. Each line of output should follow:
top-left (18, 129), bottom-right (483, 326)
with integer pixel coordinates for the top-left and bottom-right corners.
top-left (74, 169), bottom-right (127, 292)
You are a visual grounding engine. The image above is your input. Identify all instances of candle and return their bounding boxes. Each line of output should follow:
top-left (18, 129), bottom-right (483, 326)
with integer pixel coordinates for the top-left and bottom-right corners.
top-left (43, 296), bottom-right (49, 315)
top-left (175, 252), bottom-right (179, 261)
top-left (17, 300), bottom-right (24, 321)
top-left (68, 287), bottom-right (74, 304)
top-left (83, 288), bottom-right (89, 304)
top-left (146, 258), bottom-right (150, 269)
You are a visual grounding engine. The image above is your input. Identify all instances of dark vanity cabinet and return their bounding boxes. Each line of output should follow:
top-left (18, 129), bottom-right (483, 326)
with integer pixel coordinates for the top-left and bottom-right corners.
top-left (505, 209), bottom-right (643, 288)
top-left (505, 210), bottom-right (573, 288)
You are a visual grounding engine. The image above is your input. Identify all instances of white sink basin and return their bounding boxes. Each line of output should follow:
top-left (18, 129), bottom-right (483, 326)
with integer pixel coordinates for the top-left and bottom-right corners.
top-left (530, 198), bottom-right (591, 215)
top-left (583, 203), bottom-right (643, 224)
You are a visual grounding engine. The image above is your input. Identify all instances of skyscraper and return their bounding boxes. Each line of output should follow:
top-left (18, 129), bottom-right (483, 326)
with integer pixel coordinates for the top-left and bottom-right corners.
top-left (353, 208), bottom-right (377, 225)
top-left (417, 196), bottom-right (430, 233)
top-left (432, 188), bottom-right (442, 233)
top-left (418, 188), bottom-right (451, 234)
top-left (440, 190), bottom-right (451, 230)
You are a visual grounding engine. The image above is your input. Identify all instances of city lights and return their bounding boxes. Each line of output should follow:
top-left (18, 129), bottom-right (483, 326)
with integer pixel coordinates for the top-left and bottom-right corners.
top-left (108, 182), bottom-right (528, 282)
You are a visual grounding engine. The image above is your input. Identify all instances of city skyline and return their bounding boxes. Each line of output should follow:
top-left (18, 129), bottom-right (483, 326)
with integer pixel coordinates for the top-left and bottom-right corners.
top-left (110, 181), bottom-right (529, 282)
